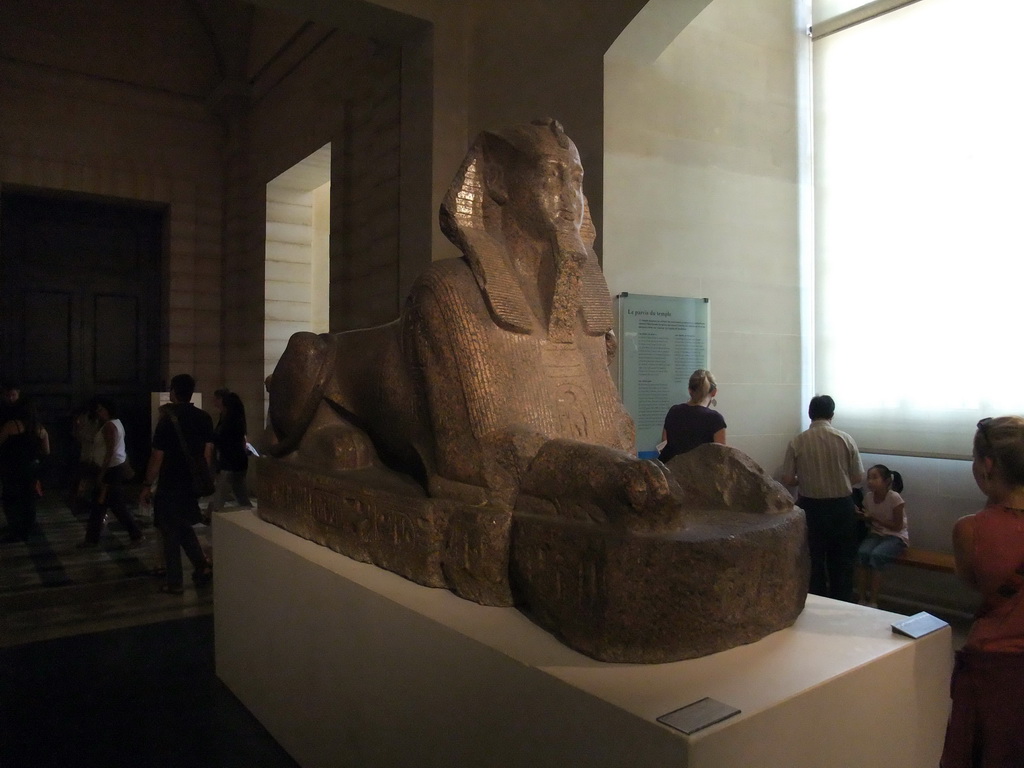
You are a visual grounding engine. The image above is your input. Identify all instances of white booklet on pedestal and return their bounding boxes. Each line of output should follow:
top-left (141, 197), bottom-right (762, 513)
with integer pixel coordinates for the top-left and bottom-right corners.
top-left (891, 611), bottom-right (948, 639)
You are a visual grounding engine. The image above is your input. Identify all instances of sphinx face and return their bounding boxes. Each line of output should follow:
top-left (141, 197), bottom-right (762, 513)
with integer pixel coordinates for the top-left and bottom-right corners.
top-left (508, 146), bottom-right (585, 240)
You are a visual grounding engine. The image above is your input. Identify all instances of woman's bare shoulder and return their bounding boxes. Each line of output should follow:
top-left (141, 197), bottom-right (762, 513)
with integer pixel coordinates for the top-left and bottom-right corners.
top-left (953, 514), bottom-right (977, 535)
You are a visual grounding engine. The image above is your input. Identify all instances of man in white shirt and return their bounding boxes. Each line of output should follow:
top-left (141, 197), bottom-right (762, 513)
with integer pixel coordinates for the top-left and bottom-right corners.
top-left (782, 395), bottom-right (864, 602)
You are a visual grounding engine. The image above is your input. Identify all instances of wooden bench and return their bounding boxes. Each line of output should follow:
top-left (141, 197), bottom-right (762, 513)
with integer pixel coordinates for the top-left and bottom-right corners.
top-left (896, 547), bottom-right (955, 573)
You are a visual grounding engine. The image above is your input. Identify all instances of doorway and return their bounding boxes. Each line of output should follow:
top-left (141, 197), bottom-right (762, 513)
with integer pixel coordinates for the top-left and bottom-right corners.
top-left (0, 189), bottom-right (164, 484)
top-left (264, 144), bottom-right (331, 411)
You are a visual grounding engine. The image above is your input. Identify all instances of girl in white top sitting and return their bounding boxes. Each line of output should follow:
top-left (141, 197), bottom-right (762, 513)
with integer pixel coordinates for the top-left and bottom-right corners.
top-left (856, 464), bottom-right (908, 606)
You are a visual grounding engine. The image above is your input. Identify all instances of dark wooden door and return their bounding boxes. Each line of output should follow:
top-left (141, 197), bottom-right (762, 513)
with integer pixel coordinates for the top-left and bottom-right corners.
top-left (0, 189), bottom-right (164, 485)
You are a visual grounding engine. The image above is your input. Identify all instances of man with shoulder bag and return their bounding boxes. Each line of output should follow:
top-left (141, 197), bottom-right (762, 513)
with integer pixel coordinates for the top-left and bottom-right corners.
top-left (140, 374), bottom-right (214, 595)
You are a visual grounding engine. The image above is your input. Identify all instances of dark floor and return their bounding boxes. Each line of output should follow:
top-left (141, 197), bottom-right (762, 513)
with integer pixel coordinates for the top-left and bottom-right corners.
top-left (0, 493), bottom-right (299, 768)
top-left (0, 489), bottom-right (221, 646)
top-left (0, 615), bottom-right (299, 768)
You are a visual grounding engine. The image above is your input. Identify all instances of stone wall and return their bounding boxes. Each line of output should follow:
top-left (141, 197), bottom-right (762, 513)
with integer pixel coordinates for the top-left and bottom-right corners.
top-left (0, 59), bottom-right (226, 391)
top-left (0, 9), bottom-right (413, 438)
top-left (226, 31), bottom-right (406, 422)
top-left (603, 0), bottom-right (805, 474)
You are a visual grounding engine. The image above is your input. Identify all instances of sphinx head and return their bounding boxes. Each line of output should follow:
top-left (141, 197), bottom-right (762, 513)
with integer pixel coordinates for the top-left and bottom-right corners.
top-left (438, 120), bottom-right (606, 337)
top-left (482, 119), bottom-right (585, 241)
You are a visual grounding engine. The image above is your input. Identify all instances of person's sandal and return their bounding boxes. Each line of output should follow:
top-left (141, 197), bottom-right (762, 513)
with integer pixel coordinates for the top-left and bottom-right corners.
top-left (193, 567), bottom-right (213, 588)
top-left (159, 584), bottom-right (184, 595)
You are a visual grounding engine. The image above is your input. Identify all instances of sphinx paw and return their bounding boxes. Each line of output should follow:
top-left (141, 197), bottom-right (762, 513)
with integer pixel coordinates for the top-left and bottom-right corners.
top-left (620, 459), bottom-right (683, 528)
top-left (297, 402), bottom-right (377, 470)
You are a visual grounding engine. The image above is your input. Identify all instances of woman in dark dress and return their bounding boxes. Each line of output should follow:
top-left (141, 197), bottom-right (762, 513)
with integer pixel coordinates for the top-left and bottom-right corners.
top-left (206, 388), bottom-right (251, 513)
top-left (658, 369), bottom-right (726, 464)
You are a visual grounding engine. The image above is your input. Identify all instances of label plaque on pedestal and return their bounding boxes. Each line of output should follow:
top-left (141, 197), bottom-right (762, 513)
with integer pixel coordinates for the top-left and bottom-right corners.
top-left (657, 697), bottom-right (741, 735)
top-left (892, 612), bottom-right (948, 639)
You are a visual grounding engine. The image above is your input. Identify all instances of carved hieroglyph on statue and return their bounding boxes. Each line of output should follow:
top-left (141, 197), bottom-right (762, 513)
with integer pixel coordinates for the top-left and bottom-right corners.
top-left (259, 119), bottom-right (809, 663)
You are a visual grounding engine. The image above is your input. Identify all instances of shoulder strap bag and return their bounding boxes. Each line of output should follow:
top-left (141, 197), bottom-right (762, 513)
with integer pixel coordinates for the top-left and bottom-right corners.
top-left (166, 410), bottom-right (216, 497)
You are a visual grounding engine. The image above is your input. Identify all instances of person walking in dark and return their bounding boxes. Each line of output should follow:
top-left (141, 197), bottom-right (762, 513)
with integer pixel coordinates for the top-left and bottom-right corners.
top-left (78, 397), bottom-right (144, 547)
top-left (0, 398), bottom-right (49, 542)
top-left (0, 380), bottom-right (24, 503)
top-left (781, 395), bottom-right (864, 602)
top-left (206, 388), bottom-right (252, 514)
top-left (139, 374), bottom-right (214, 594)
top-left (0, 381), bottom-right (20, 424)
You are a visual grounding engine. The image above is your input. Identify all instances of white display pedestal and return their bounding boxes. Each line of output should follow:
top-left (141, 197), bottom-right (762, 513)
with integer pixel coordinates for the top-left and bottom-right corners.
top-left (215, 510), bottom-right (952, 768)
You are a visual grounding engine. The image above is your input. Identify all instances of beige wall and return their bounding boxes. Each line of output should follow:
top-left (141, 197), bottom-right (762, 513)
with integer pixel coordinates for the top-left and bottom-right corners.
top-left (462, 0), bottom-right (649, 250)
top-left (261, 0), bottom-right (655, 253)
top-left (604, 0), bottom-right (805, 473)
top-left (249, 0), bottom-right (470, 261)
top-left (0, 59), bottom-right (226, 391)
top-left (222, 29), bottom-right (409, 422)
top-left (0, 2), bottom-right (417, 432)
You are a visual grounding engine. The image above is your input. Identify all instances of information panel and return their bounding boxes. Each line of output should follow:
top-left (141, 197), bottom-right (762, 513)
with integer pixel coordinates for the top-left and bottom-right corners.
top-left (616, 293), bottom-right (709, 458)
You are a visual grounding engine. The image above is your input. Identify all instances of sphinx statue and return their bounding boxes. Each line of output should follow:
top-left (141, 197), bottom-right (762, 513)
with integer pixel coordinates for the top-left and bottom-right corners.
top-left (259, 119), bottom-right (809, 663)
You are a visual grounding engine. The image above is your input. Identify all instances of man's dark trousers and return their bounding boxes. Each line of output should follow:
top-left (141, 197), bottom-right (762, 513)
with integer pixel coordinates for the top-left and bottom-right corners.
top-left (798, 495), bottom-right (858, 602)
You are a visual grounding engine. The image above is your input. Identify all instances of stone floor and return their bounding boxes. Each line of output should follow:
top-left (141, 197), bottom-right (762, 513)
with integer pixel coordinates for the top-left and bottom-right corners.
top-left (0, 492), bottom-right (213, 648)
top-left (0, 492), bottom-right (299, 768)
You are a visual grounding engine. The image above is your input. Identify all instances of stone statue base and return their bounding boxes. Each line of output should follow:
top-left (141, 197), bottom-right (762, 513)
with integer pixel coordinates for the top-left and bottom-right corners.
top-left (257, 446), bottom-right (809, 664)
top-left (512, 508), bottom-right (808, 663)
top-left (257, 459), bottom-right (514, 607)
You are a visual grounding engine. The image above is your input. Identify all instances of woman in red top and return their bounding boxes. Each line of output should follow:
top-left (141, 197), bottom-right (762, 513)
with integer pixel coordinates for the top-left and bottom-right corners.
top-left (942, 416), bottom-right (1024, 767)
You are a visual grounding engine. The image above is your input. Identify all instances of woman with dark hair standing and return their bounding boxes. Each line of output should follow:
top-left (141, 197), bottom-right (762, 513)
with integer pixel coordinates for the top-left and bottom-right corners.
top-left (941, 416), bottom-right (1024, 767)
top-left (0, 397), bottom-right (49, 542)
top-left (78, 397), bottom-right (144, 547)
top-left (657, 369), bottom-right (727, 464)
top-left (206, 388), bottom-right (251, 514)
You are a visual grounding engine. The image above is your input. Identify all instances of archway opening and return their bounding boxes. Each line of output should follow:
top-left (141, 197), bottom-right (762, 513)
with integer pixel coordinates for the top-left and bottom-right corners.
top-left (263, 144), bottom-right (331, 408)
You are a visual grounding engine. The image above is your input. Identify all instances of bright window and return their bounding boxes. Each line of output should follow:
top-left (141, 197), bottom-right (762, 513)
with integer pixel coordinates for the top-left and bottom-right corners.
top-left (813, 0), bottom-right (1024, 458)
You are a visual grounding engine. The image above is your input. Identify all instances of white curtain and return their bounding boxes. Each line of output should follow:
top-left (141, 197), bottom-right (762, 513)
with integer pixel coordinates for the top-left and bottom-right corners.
top-left (813, 0), bottom-right (1024, 458)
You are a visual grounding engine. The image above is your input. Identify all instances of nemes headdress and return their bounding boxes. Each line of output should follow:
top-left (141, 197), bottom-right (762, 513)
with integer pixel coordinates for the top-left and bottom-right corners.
top-left (439, 119), bottom-right (613, 336)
